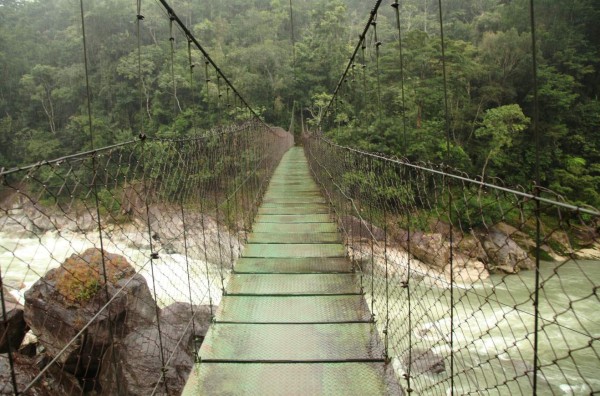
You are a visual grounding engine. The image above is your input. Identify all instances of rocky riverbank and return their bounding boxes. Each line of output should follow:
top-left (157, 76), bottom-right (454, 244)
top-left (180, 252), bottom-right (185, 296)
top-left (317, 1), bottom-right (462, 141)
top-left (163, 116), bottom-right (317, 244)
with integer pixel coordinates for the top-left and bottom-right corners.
top-left (1, 248), bottom-right (212, 394)
top-left (1, 197), bottom-right (242, 268)
top-left (0, 198), bottom-right (236, 392)
top-left (341, 215), bottom-right (600, 286)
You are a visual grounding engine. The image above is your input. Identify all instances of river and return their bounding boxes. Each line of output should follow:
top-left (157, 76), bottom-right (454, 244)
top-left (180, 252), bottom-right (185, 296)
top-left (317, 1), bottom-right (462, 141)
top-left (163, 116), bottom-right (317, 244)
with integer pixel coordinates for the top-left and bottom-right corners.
top-left (1, 231), bottom-right (598, 394)
top-left (0, 230), bottom-right (224, 307)
top-left (378, 259), bottom-right (600, 395)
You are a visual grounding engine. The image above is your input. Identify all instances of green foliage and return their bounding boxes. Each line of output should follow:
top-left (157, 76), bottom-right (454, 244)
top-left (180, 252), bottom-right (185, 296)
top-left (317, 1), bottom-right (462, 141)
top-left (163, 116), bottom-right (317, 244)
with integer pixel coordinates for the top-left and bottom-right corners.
top-left (451, 193), bottom-right (524, 231)
top-left (76, 278), bottom-right (101, 303)
top-left (0, 0), bottom-right (599, 212)
top-left (475, 104), bottom-right (530, 179)
top-left (319, 0), bottom-right (600, 210)
top-left (96, 188), bottom-right (121, 217)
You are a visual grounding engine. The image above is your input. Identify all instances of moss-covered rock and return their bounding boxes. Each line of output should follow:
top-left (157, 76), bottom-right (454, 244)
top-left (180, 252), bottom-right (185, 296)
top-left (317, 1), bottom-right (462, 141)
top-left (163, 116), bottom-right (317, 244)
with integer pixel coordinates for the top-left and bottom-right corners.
top-left (24, 248), bottom-right (156, 391)
top-left (53, 248), bottom-right (135, 304)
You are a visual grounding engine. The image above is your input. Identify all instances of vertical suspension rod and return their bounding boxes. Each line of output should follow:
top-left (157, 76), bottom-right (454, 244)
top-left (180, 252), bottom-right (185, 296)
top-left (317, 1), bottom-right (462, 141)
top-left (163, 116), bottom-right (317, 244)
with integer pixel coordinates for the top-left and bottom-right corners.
top-left (392, 0), bottom-right (409, 156)
top-left (529, 0), bottom-right (541, 393)
top-left (79, 0), bottom-right (121, 392)
top-left (156, 0), bottom-right (266, 125)
top-left (320, 0), bottom-right (384, 127)
top-left (436, 0), bottom-right (454, 393)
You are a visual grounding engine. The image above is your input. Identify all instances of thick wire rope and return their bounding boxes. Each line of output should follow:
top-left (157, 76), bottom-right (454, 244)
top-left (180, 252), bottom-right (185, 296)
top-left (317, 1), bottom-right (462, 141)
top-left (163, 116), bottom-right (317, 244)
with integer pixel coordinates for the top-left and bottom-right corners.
top-left (217, 74), bottom-right (222, 123)
top-left (289, 0), bottom-right (296, 78)
top-left (391, 1), bottom-right (412, 390)
top-left (383, 161), bottom-right (390, 362)
top-left (368, 155), bottom-right (376, 321)
top-left (436, 1), bottom-right (454, 392)
top-left (529, 0), bottom-right (542, 392)
top-left (392, 0), bottom-right (409, 157)
top-left (372, 16), bottom-right (382, 119)
top-left (133, 11), bottom-right (169, 392)
top-left (148, 142), bottom-right (197, 394)
top-left (212, 135), bottom-right (227, 295)
top-left (141, 141), bottom-right (169, 395)
top-left (169, 15), bottom-right (181, 113)
top-left (360, 38), bottom-right (367, 139)
top-left (136, 0), bottom-right (146, 131)
top-left (320, 0), bottom-right (384, 127)
top-left (78, 0), bottom-right (121, 392)
top-left (204, 57), bottom-right (211, 116)
top-left (179, 39), bottom-right (199, 358)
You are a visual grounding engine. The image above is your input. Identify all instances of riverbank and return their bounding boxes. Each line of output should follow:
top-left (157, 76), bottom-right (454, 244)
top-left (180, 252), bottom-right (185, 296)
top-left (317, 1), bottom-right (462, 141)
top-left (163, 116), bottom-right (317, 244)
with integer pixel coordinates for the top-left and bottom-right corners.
top-left (341, 214), bottom-right (600, 287)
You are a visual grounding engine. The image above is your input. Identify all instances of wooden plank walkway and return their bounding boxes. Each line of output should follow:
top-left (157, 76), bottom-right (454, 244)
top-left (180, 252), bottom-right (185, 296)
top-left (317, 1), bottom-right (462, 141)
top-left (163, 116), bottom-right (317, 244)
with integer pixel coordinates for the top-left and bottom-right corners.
top-left (182, 147), bottom-right (400, 395)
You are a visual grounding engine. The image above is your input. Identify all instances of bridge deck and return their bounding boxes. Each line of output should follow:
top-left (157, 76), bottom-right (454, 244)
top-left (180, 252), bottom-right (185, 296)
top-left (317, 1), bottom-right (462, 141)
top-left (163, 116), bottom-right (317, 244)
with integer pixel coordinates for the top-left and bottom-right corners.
top-left (182, 147), bottom-right (400, 395)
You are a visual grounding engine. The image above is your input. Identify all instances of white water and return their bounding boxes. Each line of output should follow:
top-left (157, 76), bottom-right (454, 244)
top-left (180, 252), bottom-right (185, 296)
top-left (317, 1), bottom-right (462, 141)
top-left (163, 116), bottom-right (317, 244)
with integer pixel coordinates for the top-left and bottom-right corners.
top-left (0, 230), bottom-right (225, 307)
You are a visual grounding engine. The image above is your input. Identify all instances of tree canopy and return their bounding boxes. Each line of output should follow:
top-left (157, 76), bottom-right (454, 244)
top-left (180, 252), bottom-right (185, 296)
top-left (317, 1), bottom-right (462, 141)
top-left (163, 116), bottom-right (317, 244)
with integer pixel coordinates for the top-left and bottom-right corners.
top-left (0, 0), bottom-right (598, 207)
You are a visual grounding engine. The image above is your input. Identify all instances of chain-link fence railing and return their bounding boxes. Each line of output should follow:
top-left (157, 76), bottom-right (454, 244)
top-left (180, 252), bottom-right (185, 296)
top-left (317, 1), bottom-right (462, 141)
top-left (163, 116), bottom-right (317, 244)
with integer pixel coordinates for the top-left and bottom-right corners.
top-left (0, 122), bottom-right (292, 394)
top-left (305, 135), bottom-right (600, 395)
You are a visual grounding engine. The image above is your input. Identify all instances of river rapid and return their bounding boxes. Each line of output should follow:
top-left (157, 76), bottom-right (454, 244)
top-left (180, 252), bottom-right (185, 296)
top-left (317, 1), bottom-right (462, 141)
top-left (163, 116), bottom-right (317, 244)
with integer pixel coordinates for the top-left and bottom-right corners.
top-left (0, 230), bottom-right (224, 307)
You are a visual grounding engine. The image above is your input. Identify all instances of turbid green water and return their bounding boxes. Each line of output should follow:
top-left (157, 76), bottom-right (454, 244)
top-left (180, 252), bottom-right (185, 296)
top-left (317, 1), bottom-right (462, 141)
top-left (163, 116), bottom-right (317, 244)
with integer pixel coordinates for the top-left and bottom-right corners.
top-left (370, 259), bottom-right (600, 395)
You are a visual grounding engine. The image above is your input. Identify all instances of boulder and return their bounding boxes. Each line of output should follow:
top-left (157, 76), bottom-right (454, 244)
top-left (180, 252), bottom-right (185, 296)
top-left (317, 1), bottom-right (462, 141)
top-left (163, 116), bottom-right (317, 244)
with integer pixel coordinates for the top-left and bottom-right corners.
top-left (54, 212), bottom-right (97, 232)
top-left (406, 231), bottom-right (450, 270)
top-left (120, 183), bottom-right (145, 216)
top-left (0, 209), bottom-right (35, 233)
top-left (482, 227), bottom-right (534, 273)
top-left (147, 210), bottom-right (241, 267)
top-left (0, 353), bottom-right (82, 395)
top-left (0, 287), bottom-right (27, 354)
top-left (160, 302), bottom-right (214, 350)
top-left (98, 302), bottom-right (214, 395)
top-left (456, 232), bottom-right (488, 263)
top-left (402, 348), bottom-right (445, 375)
top-left (450, 255), bottom-right (489, 282)
top-left (18, 331), bottom-right (37, 357)
top-left (25, 208), bottom-right (55, 232)
top-left (572, 224), bottom-right (598, 246)
top-left (547, 230), bottom-right (572, 256)
top-left (340, 215), bottom-right (386, 241)
top-left (24, 248), bottom-right (157, 381)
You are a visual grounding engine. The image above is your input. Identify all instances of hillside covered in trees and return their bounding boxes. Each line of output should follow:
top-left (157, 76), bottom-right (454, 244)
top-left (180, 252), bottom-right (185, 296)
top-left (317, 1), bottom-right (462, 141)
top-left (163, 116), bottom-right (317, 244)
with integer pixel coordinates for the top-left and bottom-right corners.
top-left (0, 0), bottom-right (599, 207)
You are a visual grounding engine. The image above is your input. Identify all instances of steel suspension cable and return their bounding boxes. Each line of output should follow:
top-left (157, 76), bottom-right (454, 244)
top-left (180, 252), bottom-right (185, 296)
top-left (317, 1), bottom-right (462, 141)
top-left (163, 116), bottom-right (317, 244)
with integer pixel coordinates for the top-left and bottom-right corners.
top-left (529, 0), bottom-right (542, 393)
top-left (136, 0), bottom-right (146, 130)
top-left (320, 0), bottom-right (384, 128)
top-left (183, 36), bottom-right (202, 351)
top-left (391, 1), bottom-right (413, 390)
top-left (169, 14), bottom-right (181, 113)
top-left (157, 0), bottom-right (266, 125)
top-left (436, 1), bottom-right (455, 392)
top-left (79, 1), bottom-right (121, 392)
top-left (372, 15), bottom-right (382, 119)
top-left (141, 139), bottom-right (169, 394)
top-left (392, 0), bottom-right (409, 157)
top-left (204, 57), bottom-right (211, 114)
top-left (289, 0), bottom-right (296, 78)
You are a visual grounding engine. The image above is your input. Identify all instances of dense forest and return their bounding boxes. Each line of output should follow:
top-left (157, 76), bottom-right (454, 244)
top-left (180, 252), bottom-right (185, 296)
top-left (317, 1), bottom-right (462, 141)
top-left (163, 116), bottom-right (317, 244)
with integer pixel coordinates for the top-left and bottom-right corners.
top-left (0, 0), bottom-right (599, 207)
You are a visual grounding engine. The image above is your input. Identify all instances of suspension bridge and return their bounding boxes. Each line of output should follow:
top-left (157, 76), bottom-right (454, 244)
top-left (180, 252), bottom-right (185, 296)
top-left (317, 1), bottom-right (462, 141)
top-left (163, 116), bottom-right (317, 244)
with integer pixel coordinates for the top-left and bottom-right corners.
top-left (0, 0), bottom-right (599, 395)
top-left (183, 147), bottom-right (400, 394)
